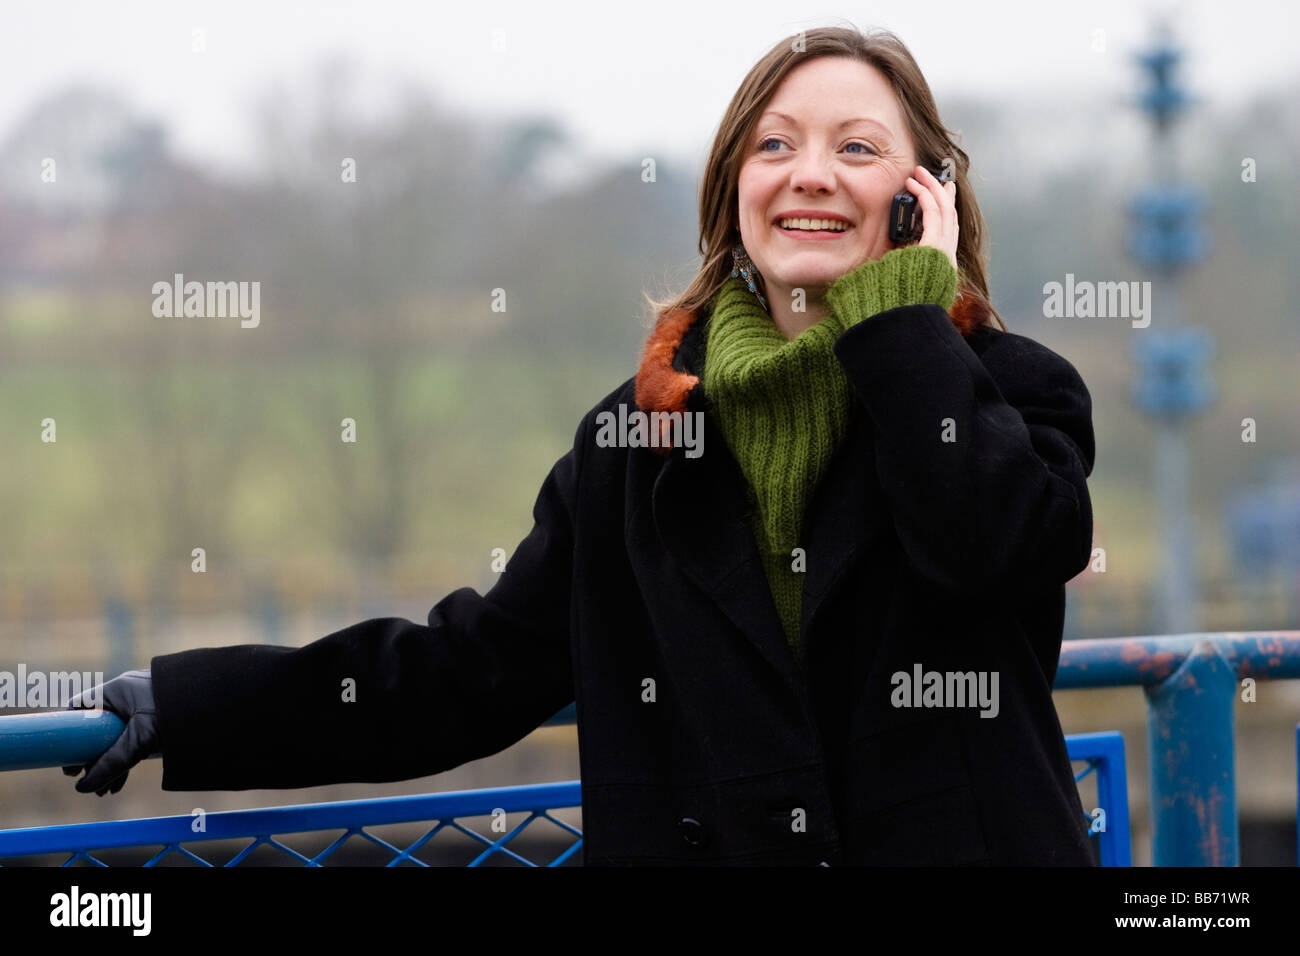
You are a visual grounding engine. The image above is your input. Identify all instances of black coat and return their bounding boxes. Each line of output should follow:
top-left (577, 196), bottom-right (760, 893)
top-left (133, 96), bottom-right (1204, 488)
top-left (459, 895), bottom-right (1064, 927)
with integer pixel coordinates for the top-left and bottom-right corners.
top-left (151, 295), bottom-right (1098, 866)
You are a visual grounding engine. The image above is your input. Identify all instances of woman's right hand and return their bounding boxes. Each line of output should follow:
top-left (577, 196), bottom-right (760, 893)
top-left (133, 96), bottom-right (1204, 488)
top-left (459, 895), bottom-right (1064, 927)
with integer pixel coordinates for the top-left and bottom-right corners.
top-left (62, 669), bottom-right (160, 796)
top-left (899, 164), bottom-right (958, 271)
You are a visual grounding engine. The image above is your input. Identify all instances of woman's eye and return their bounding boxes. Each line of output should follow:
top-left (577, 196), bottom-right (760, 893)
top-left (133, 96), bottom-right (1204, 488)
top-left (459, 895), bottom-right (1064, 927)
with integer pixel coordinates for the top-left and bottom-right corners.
top-left (756, 137), bottom-right (876, 155)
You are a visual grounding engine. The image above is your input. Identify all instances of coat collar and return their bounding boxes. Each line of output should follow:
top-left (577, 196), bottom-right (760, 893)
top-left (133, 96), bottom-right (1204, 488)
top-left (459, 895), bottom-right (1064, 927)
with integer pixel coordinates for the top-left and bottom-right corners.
top-left (632, 298), bottom-right (715, 428)
top-left (633, 284), bottom-right (988, 429)
top-left (632, 292), bottom-right (891, 688)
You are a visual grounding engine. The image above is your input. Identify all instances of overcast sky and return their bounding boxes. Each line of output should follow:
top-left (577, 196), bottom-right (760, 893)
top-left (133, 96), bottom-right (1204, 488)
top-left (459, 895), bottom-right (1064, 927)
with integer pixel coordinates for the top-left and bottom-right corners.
top-left (4, 0), bottom-right (1296, 178)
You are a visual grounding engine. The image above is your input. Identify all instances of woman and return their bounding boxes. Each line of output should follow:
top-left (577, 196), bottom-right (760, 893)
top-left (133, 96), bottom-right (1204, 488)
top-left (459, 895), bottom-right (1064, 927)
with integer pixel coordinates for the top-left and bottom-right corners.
top-left (65, 26), bottom-right (1097, 866)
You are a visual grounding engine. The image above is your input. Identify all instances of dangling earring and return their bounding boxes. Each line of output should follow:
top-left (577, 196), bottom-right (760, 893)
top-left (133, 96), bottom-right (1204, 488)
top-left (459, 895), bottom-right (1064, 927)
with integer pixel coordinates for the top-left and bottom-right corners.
top-left (731, 243), bottom-right (770, 313)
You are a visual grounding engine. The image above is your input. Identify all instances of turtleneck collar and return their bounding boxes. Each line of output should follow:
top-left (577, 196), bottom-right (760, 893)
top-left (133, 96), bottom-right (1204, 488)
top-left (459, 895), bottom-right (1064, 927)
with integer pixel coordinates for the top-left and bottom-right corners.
top-left (700, 274), bottom-right (856, 553)
top-left (634, 246), bottom-right (987, 453)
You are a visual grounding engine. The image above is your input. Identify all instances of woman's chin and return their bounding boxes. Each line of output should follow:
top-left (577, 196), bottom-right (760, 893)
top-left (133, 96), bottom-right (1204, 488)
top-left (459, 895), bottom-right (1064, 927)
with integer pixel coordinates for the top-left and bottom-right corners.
top-left (770, 266), bottom-right (842, 290)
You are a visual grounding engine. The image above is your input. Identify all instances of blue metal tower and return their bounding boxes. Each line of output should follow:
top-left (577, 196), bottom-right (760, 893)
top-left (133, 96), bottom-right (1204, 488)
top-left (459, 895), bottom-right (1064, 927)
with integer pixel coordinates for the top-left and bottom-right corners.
top-left (1127, 19), bottom-right (1215, 635)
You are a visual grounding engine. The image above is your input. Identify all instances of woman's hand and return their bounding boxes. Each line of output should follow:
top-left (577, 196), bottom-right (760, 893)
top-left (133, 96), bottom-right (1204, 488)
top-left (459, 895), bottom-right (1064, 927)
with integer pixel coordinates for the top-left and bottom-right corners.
top-left (61, 669), bottom-right (159, 796)
top-left (900, 165), bottom-right (958, 271)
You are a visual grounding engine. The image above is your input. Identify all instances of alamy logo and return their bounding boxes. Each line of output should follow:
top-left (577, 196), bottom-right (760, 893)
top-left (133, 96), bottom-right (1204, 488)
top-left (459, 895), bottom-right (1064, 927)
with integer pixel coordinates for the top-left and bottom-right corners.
top-left (50, 886), bottom-right (151, 936)
top-left (1042, 274), bottom-right (1151, 328)
top-left (891, 664), bottom-right (1000, 718)
top-left (152, 273), bottom-right (260, 328)
top-left (0, 666), bottom-right (103, 709)
top-left (594, 403), bottom-right (704, 458)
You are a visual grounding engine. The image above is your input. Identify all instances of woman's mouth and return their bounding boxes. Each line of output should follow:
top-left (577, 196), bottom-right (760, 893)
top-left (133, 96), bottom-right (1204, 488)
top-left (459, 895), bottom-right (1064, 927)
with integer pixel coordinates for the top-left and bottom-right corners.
top-left (774, 217), bottom-right (852, 240)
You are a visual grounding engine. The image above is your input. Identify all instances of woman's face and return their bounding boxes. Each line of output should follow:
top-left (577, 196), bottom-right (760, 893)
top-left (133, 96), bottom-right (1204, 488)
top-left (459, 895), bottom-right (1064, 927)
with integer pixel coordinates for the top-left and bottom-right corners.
top-left (737, 56), bottom-right (917, 301)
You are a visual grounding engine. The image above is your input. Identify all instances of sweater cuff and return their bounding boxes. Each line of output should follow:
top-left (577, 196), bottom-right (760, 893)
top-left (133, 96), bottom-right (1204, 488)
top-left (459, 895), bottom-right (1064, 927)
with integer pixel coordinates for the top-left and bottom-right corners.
top-left (824, 244), bottom-right (959, 330)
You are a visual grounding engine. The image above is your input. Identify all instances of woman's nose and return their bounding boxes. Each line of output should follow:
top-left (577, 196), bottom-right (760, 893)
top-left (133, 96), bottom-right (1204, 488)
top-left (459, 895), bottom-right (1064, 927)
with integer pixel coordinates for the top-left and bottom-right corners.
top-left (788, 150), bottom-right (837, 193)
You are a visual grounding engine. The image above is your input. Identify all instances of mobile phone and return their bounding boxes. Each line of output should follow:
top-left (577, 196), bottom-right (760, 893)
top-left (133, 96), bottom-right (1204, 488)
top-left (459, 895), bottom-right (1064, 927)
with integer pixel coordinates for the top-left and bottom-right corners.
top-left (889, 166), bottom-right (953, 243)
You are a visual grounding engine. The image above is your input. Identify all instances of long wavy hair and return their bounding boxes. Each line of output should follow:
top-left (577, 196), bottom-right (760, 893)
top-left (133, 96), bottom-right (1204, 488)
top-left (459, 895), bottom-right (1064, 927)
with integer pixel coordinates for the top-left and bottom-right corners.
top-left (645, 25), bottom-right (1005, 335)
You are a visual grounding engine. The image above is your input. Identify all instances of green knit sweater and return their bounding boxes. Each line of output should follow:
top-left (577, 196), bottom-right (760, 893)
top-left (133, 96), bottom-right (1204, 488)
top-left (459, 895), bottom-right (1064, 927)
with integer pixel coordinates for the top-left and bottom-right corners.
top-left (702, 244), bottom-right (959, 664)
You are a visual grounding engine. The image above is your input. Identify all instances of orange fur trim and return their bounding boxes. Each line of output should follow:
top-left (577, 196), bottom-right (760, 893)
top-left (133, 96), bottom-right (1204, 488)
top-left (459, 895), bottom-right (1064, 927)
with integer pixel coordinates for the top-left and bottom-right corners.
top-left (634, 307), bottom-right (700, 415)
top-left (948, 288), bottom-right (991, 336)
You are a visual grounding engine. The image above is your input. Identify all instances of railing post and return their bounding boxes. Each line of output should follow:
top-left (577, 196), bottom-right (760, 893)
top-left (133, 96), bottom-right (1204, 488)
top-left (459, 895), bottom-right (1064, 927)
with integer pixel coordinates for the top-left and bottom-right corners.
top-left (1144, 638), bottom-right (1237, 865)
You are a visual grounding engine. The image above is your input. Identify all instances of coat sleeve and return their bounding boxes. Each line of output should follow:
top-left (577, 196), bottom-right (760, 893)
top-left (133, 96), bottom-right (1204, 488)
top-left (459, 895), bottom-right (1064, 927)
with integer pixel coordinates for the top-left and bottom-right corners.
top-left (149, 413), bottom-right (591, 791)
top-left (831, 304), bottom-right (1095, 599)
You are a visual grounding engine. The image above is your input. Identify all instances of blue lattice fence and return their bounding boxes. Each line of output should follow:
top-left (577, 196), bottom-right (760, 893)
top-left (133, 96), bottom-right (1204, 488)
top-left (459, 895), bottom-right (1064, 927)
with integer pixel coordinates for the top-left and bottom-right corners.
top-left (0, 780), bottom-right (583, 867)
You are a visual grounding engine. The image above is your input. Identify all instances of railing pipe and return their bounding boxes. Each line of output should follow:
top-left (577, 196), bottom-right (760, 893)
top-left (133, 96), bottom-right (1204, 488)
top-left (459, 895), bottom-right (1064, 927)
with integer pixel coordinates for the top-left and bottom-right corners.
top-left (1055, 631), bottom-right (1300, 688)
top-left (0, 710), bottom-right (131, 772)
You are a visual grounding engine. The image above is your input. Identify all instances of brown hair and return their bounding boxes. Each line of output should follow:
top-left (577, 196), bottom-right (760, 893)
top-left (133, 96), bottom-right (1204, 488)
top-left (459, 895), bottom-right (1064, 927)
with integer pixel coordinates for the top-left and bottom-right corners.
top-left (645, 25), bottom-right (1005, 334)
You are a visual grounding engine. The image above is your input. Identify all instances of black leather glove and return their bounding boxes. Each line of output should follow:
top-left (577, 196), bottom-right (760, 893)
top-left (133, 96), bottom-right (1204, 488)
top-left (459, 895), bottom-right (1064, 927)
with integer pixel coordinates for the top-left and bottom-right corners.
top-left (61, 669), bottom-right (160, 796)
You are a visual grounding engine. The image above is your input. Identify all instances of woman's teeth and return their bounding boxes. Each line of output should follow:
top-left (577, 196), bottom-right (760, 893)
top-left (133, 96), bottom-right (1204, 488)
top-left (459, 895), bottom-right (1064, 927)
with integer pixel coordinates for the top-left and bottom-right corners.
top-left (778, 218), bottom-right (849, 231)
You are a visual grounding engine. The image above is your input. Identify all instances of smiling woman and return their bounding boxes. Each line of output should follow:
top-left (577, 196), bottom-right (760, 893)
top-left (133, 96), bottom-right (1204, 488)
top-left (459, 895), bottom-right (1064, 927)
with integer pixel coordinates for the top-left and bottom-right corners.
top-left (64, 24), bottom-right (1097, 868)
top-left (650, 27), bottom-right (1001, 342)
top-left (740, 57), bottom-right (946, 337)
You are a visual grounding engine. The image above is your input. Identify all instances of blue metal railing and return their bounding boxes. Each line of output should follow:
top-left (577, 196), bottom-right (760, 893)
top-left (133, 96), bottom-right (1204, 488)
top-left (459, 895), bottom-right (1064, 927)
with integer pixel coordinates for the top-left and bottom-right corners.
top-left (1, 631), bottom-right (1296, 865)
top-left (0, 777), bottom-right (583, 866)
top-left (1056, 631), bottom-right (1300, 865)
top-left (0, 709), bottom-right (128, 772)
top-left (1067, 731), bottom-right (1131, 866)
top-left (0, 713), bottom-right (1123, 866)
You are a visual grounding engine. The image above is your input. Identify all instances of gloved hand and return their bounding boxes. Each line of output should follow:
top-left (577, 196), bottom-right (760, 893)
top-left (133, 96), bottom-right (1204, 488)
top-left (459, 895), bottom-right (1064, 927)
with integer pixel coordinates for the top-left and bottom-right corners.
top-left (61, 669), bottom-right (160, 796)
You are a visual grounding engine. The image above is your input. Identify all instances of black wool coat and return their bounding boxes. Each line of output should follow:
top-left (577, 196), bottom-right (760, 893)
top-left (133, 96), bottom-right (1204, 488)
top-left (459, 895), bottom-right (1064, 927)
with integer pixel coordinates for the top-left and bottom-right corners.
top-left (150, 294), bottom-right (1099, 866)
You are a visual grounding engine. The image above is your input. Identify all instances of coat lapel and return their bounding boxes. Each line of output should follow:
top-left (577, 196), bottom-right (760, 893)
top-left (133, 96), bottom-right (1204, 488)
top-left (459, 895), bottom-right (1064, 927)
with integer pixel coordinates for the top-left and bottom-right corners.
top-left (798, 406), bottom-right (889, 645)
top-left (649, 415), bottom-right (803, 688)
top-left (635, 297), bottom-right (889, 686)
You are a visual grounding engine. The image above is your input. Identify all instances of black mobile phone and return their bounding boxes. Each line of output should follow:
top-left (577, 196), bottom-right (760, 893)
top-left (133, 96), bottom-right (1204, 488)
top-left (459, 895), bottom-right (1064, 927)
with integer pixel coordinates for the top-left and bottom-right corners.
top-left (889, 166), bottom-right (952, 243)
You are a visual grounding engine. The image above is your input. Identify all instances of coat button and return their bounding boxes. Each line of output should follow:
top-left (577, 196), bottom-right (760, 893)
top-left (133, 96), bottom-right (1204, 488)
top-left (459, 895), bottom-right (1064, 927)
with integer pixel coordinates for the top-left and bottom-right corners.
top-left (678, 817), bottom-right (706, 847)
